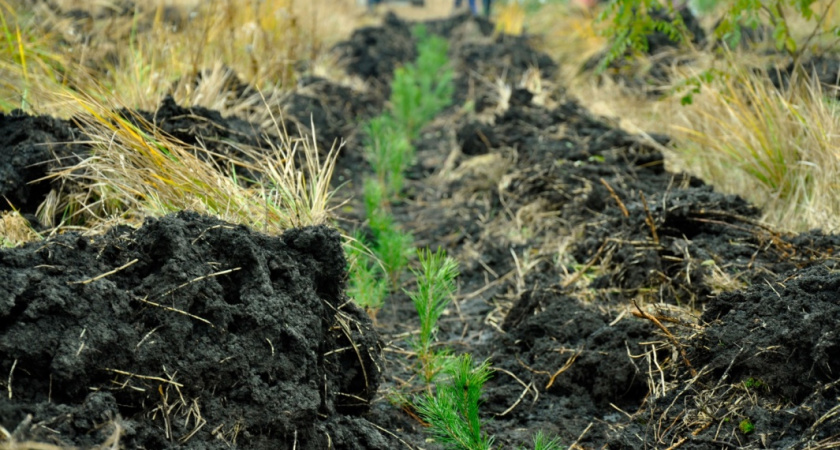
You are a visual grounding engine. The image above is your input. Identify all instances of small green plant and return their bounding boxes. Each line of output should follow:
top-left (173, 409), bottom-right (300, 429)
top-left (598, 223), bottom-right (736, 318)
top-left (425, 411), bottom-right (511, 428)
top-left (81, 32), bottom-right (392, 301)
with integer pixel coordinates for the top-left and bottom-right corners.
top-left (743, 377), bottom-right (765, 390)
top-left (739, 418), bottom-right (755, 434)
top-left (390, 25), bottom-right (454, 140)
top-left (598, 0), bottom-right (840, 73)
top-left (414, 354), bottom-right (495, 450)
top-left (345, 233), bottom-right (388, 319)
top-left (596, 0), bottom-right (692, 72)
top-left (363, 177), bottom-right (387, 222)
top-left (528, 431), bottom-right (564, 450)
top-left (364, 115), bottom-right (413, 200)
top-left (372, 217), bottom-right (414, 290)
top-left (407, 247), bottom-right (459, 384)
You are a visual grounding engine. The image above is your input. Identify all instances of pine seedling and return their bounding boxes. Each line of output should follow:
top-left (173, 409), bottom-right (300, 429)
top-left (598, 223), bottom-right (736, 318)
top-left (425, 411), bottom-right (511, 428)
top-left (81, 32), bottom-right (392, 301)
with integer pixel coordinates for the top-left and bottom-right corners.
top-left (407, 247), bottom-right (459, 384)
top-left (363, 177), bottom-right (386, 220)
top-left (345, 233), bottom-right (388, 320)
top-left (362, 177), bottom-right (413, 290)
top-left (414, 354), bottom-right (494, 450)
top-left (364, 114), bottom-right (412, 199)
top-left (390, 25), bottom-right (453, 140)
top-left (391, 65), bottom-right (424, 140)
top-left (373, 222), bottom-right (414, 291)
top-left (528, 431), bottom-right (564, 450)
top-left (412, 25), bottom-right (454, 124)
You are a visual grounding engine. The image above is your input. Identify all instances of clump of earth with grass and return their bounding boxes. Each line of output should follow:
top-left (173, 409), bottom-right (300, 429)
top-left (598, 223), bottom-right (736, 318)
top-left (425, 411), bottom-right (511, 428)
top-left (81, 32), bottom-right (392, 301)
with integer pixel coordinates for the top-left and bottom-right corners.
top-left (2, 0), bottom-right (840, 449)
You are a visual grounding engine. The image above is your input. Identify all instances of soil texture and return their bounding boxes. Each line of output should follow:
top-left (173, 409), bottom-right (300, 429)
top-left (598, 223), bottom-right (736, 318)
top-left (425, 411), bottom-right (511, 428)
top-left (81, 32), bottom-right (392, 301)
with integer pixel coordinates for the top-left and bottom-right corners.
top-left (0, 211), bottom-right (390, 449)
top-left (0, 111), bottom-right (87, 221)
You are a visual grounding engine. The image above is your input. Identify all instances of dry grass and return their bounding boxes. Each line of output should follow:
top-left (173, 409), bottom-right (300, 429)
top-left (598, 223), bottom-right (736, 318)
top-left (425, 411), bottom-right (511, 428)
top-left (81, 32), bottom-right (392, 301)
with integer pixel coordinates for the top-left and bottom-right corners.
top-left (667, 66), bottom-right (840, 232)
top-left (0, 211), bottom-right (40, 246)
top-left (0, 0), bottom-right (363, 117)
top-left (40, 89), bottom-right (340, 235)
top-left (521, 1), bottom-right (840, 233)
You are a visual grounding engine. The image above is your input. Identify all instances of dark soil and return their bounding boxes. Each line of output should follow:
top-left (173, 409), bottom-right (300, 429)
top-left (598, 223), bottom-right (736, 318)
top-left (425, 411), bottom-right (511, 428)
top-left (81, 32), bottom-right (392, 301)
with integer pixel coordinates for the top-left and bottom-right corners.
top-left (3, 9), bottom-right (840, 450)
top-left (347, 12), bottom-right (840, 449)
top-left (0, 111), bottom-right (87, 220)
top-left (0, 211), bottom-right (391, 449)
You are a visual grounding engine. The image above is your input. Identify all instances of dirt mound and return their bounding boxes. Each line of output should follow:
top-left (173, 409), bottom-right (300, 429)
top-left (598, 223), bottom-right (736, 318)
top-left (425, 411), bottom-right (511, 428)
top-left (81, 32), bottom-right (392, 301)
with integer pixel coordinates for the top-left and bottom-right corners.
top-left (334, 13), bottom-right (420, 86)
top-left (336, 12), bottom-right (554, 109)
top-left (0, 111), bottom-right (87, 219)
top-left (0, 212), bottom-right (390, 449)
top-left (126, 95), bottom-right (266, 159)
top-left (700, 266), bottom-right (840, 404)
top-left (383, 18), bottom-right (840, 444)
top-left (486, 286), bottom-right (655, 443)
top-left (608, 266), bottom-right (840, 448)
top-left (282, 76), bottom-right (381, 150)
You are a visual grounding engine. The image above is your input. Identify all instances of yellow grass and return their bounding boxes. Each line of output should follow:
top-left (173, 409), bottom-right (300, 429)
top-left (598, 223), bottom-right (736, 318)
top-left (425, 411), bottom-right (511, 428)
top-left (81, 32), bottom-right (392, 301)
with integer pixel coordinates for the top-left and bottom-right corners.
top-left (0, 0), bottom-right (363, 117)
top-left (39, 89), bottom-right (341, 235)
top-left (668, 67), bottom-right (840, 232)
top-left (522, 1), bottom-right (840, 232)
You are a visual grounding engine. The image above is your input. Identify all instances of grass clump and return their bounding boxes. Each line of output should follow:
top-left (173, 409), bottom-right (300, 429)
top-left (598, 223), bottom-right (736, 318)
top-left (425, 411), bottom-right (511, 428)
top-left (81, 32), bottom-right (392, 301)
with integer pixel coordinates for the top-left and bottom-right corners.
top-left (0, 210), bottom-right (40, 247)
top-left (45, 93), bottom-right (339, 234)
top-left (669, 67), bottom-right (840, 232)
top-left (407, 247), bottom-right (459, 384)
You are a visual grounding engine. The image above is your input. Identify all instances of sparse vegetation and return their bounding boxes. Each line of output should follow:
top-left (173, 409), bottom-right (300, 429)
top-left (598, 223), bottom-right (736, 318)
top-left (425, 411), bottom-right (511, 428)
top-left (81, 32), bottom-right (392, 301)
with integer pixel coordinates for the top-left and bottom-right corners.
top-left (391, 25), bottom-right (454, 140)
top-left (349, 23), bottom-right (454, 307)
top-left (598, 0), bottom-right (840, 71)
top-left (415, 354), bottom-right (564, 450)
top-left (669, 66), bottom-right (840, 231)
top-left (345, 233), bottom-right (389, 318)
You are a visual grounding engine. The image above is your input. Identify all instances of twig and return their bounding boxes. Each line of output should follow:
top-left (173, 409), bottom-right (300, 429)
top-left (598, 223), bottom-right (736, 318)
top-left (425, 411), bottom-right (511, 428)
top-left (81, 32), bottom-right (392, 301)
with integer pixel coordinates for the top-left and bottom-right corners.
top-left (157, 268), bottom-right (241, 299)
top-left (103, 368), bottom-right (184, 387)
top-left (569, 422), bottom-right (593, 450)
top-left (7, 359), bottom-right (17, 399)
top-left (369, 422), bottom-right (417, 450)
top-left (136, 297), bottom-right (215, 328)
top-left (498, 381), bottom-right (535, 417)
top-left (68, 259), bottom-right (138, 285)
top-left (639, 191), bottom-right (659, 245)
top-left (600, 178), bottom-right (629, 217)
top-left (546, 350), bottom-right (581, 389)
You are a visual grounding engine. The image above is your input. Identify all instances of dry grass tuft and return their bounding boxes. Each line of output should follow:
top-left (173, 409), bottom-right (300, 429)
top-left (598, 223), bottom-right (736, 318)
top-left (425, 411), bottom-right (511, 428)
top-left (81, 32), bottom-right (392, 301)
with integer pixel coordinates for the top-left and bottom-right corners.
top-left (0, 210), bottom-right (40, 247)
top-left (42, 91), bottom-right (340, 235)
top-left (0, 0), bottom-right (362, 117)
top-left (667, 66), bottom-right (840, 232)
